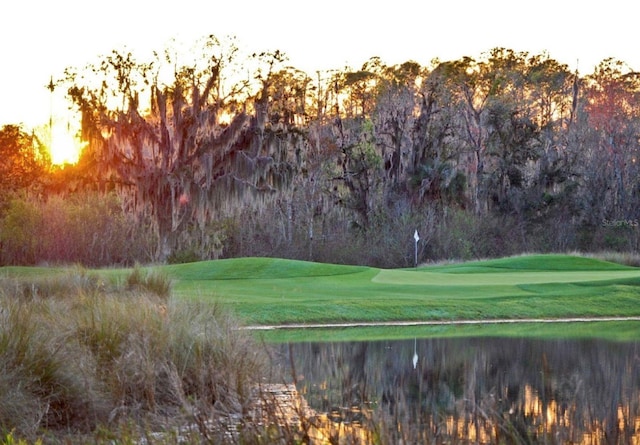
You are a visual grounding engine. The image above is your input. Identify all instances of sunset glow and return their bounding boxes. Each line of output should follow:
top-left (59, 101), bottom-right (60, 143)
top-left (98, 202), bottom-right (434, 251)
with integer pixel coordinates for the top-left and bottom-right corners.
top-left (48, 122), bottom-right (86, 165)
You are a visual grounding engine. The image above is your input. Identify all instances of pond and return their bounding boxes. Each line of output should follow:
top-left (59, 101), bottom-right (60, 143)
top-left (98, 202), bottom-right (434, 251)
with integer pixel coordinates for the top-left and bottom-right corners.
top-left (268, 337), bottom-right (640, 444)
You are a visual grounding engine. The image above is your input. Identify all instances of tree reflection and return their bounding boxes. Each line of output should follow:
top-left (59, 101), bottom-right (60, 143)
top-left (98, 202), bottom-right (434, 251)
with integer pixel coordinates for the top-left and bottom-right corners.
top-left (273, 337), bottom-right (640, 444)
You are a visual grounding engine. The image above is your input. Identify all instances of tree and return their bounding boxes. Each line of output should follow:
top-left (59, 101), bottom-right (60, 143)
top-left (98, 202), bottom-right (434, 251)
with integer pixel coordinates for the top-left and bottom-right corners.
top-left (373, 60), bottom-right (422, 187)
top-left (435, 56), bottom-right (492, 214)
top-left (434, 49), bottom-right (550, 214)
top-left (262, 65), bottom-right (312, 127)
top-left (583, 59), bottom-right (640, 219)
top-left (334, 58), bottom-right (384, 119)
top-left (412, 62), bottom-right (456, 171)
top-left (525, 54), bottom-right (575, 131)
top-left (328, 118), bottom-right (383, 230)
top-left (0, 124), bottom-right (50, 201)
top-left (524, 55), bottom-right (579, 222)
top-left (64, 36), bottom-right (297, 261)
top-left (484, 98), bottom-right (540, 210)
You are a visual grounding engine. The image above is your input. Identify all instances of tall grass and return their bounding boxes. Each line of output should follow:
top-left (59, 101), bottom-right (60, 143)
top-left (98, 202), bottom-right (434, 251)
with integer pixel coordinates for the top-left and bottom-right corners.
top-left (125, 264), bottom-right (172, 299)
top-left (0, 268), bottom-right (270, 443)
top-left (580, 250), bottom-right (640, 267)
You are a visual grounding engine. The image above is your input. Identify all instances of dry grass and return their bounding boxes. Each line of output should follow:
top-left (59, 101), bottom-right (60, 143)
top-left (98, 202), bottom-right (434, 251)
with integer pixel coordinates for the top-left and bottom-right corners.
top-left (125, 264), bottom-right (172, 299)
top-left (578, 250), bottom-right (640, 267)
top-left (0, 268), bottom-right (271, 443)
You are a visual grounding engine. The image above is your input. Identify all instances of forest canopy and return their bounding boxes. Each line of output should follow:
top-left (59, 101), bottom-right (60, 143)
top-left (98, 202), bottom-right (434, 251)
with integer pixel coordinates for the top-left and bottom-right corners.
top-left (2, 38), bottom-right (640, 267)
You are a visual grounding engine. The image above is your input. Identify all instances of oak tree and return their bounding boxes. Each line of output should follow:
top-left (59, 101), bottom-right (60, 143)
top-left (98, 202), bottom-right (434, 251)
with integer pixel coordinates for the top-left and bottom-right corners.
top-left (64, 36), bottom-right (297, 260)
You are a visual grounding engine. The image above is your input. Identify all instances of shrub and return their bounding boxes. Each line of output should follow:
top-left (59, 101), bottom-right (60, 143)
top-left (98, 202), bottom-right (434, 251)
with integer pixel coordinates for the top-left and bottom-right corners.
top-left (0, 197), bottom-right (41, 265)
top-left (126, 265), bottom-right (172, 300)
top-left (0, 193), bottom-right (155, 267)
top-left (167, 248), bottom-right (201, 264)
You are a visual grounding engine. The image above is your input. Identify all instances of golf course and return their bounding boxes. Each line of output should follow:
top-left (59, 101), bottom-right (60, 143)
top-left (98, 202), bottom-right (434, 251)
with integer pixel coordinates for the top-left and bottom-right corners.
top-left (4, 253), bottom-right (640, 341)
top-left (155, 253), bottom-right (640, 341)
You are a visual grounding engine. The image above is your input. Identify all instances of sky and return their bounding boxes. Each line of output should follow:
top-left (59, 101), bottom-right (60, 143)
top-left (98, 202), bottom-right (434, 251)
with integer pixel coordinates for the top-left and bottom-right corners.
top-left (2, 0), bottom-right (639, 134)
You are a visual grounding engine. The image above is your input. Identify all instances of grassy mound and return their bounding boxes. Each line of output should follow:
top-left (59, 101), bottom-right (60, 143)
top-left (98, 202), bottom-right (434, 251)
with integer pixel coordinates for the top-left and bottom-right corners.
top-left (164, 257), bottom-right (368, 280)
top-left (423, 254), bottom-right (637, 273)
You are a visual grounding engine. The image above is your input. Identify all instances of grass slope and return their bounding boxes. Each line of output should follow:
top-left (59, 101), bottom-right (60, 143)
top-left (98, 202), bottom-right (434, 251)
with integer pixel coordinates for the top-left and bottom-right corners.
top-left (164, 257), bottom-right (368, 280)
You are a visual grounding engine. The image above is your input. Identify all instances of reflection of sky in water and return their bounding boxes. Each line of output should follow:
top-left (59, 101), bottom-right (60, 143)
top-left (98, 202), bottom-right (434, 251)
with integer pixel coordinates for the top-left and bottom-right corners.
top-left (271, 337), bottom-right (640, 443)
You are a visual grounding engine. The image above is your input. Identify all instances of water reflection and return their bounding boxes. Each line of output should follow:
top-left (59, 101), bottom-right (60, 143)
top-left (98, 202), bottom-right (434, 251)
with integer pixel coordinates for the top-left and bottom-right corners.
top-left (271, 337), bottom-right (640, 444)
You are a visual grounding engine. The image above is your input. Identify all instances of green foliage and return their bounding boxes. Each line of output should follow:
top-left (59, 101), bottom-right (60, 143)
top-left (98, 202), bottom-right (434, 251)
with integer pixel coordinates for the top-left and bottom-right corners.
top-left (410, 160), bottom-right (467, 206)
top-left (0, 197), bottom-right (41, 264)
top-left (46, 49), bottom-right (640, 265)
top-left (167, 248), bottom-right (201, 264)
top-left (0, 431), bottom-right (42, 445)
top-left (2, 47), bottom-right (640, 268)
top-left (0, 193), bottom-right (153, 266)
top-left (327, 118), bottom-right (385, 229)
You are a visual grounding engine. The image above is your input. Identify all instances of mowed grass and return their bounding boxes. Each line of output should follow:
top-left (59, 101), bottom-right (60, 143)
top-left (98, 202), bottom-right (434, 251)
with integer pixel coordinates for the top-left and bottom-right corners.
top-left (158, 254), bottom-right (640, 327)
top-left (4, 254), bottom-right (640, 336)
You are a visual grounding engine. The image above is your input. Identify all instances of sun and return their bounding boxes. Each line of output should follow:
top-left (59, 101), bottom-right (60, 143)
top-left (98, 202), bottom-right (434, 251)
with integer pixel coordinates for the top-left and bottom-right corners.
top-left (48, 121), bottom-right (86, 165)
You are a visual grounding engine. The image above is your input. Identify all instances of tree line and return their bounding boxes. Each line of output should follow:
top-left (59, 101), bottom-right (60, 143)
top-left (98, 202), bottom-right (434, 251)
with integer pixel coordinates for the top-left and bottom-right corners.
top-left (2, 36), bottom-right (640, 267)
